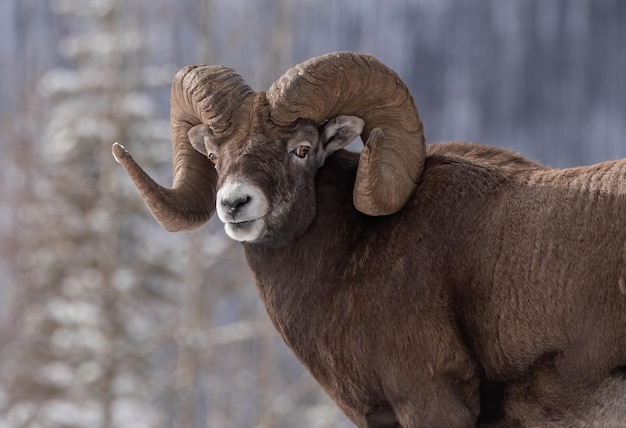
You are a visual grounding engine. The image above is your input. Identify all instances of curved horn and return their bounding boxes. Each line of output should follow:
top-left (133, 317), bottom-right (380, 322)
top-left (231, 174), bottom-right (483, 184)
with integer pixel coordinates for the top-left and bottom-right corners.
top-left (113, 65), bottom-right (254, 231)
top-left (266, 52), bottom-right (425, 216)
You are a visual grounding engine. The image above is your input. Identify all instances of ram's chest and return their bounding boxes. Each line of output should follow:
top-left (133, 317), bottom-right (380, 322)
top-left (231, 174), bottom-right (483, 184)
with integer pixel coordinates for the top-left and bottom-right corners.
top-left (252, 270), bottom-right (360, 363)
top-left (249, 261), bottom-right (382, 398)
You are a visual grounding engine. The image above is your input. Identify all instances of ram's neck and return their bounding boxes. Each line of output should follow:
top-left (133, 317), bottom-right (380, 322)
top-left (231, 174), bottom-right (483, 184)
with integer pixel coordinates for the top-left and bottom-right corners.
top-left (242, 149), bottom-right (371, 348)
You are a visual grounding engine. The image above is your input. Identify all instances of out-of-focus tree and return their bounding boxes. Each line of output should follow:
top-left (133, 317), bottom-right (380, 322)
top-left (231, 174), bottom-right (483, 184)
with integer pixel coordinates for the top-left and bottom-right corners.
top-left (0, 0), bottom-right (350, 427)
top-left (0, 0), bottom-right (179, 426)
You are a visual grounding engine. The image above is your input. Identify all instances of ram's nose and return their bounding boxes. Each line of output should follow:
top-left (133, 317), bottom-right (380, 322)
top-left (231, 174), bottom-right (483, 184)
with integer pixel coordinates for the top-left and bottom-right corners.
top-left (222, 194), bottom-right (251, 215)
top-left (216, 179), bottom-right (269, 225)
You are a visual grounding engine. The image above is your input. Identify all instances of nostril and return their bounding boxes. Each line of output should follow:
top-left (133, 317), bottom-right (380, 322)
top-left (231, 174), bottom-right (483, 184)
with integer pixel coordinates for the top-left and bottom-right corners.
top-left (224, 195), bottom-right (251, 214)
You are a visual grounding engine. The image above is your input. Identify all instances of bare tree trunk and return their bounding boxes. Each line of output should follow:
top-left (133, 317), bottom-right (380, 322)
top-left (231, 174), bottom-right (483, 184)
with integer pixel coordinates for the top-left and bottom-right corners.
top-left (255, 309), bottom-right (276, 427)
top-left (176, 232), bottom-right (205, 428)
top-left (259, 0), bottom-right (294, 87)
top-left (98, 8), bottom-right (124, 427)
top-left (99, 138), bottom-right (121, 428)
top-left (195, 0), bottom-right (213, 62)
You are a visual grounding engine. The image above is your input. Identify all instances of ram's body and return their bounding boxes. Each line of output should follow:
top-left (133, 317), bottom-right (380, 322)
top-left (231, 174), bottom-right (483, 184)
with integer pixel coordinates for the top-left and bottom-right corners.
top-left (113, 52), bottom-right (626, 427)
top-left (244, 143), bottom-right (626, 426)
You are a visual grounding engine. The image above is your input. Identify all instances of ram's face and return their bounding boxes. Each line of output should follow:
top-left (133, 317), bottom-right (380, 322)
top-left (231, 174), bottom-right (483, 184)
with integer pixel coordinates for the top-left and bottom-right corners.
top-left (188, 114), bottom-right (364, 245)
top-left (113, 54), bottom-right (425, 234)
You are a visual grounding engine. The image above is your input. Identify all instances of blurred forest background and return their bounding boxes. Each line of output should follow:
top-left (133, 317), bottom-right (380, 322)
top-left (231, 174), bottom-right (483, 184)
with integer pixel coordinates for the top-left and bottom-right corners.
top-left (0, 0), bottom-right (625, 427)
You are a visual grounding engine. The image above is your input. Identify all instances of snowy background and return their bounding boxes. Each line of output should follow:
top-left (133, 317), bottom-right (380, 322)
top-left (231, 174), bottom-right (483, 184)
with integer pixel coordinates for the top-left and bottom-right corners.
top-left (0, 0), bottom-right (625, 427)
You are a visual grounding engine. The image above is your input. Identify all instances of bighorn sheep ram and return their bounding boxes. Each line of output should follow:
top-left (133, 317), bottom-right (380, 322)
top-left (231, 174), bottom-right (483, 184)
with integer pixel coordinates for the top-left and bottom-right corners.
top-left (112, 52), bottom-right (626, 427)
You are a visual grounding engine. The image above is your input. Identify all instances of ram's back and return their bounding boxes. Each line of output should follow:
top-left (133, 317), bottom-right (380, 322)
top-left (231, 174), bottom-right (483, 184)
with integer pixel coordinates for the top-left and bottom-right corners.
top-left (435, 144), bottom-right (626, 365)
top-left (423, 143), bottom-right (626, 422)
top-left (423, 143), bottom-right (626, 423)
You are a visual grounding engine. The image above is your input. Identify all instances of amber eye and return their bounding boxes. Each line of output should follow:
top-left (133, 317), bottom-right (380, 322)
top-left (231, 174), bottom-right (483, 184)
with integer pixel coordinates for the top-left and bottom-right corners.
top-left (208, 153), bottom-right (218, 165)
top-left (293, 145), bottom-right (310, 159)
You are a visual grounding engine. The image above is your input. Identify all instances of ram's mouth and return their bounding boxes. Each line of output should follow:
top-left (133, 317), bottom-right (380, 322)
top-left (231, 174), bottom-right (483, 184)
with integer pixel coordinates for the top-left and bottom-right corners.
top-left (223, 217), bottom-right (266, 242)
top-left (228, 216), bottom-right (261, 226)
top-left (230, 219), bottom-right (251, 226)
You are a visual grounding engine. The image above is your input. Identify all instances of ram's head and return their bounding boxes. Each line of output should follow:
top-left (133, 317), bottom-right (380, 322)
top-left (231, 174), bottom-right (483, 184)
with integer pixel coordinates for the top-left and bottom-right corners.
top-left (113, 52), bottom-right (425, 244)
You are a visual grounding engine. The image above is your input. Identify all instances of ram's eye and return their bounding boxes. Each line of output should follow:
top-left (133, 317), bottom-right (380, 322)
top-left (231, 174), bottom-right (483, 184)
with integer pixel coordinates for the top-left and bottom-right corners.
top-left (293, 145), bottom-right (310, 159)
top-left (208, 153), bottom-right (218, 165)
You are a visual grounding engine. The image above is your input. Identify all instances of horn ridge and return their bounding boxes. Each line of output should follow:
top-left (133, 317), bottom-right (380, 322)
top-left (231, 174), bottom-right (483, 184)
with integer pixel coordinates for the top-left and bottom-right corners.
top-left (114, 64), bottom-right (254, 231)
top-left (266, 52), bottom-right (426, 216)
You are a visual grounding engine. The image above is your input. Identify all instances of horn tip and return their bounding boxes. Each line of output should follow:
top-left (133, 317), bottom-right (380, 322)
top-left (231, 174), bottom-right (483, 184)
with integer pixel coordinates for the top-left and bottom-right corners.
top-left (112, 142), bottom-right (128, 164)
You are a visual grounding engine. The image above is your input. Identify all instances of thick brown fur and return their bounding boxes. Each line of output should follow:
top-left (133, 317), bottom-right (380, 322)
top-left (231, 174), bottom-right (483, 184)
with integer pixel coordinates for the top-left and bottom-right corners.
top-left (244, 142), bottom-right (626, 427)
top-left (114, 54), bottom-right (626, 426)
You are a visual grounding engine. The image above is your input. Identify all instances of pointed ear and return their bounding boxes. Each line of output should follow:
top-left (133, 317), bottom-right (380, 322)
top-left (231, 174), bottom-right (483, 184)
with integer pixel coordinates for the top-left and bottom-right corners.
top-left (188, 124), bottom-right (212, 156)
top-left (321, 115), bottom-right (365, 155)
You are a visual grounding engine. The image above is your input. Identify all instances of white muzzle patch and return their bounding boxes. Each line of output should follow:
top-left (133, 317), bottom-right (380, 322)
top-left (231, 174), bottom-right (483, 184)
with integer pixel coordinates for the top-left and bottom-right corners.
top-left (216, 179), bottom-right (269, 242)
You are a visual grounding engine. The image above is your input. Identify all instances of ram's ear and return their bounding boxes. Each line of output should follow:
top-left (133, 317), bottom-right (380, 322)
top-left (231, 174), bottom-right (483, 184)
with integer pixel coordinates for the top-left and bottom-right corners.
top-left (188, 124), bottom-right (212, 156)
top-left (321, 115), bottom-right (365, 155)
